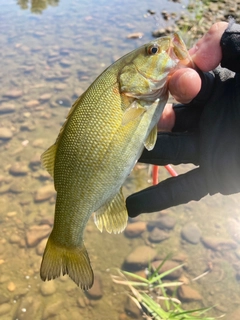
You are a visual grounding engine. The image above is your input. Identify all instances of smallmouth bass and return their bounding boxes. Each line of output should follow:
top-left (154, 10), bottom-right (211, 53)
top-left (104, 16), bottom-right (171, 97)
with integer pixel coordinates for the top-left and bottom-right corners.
top-left (40, 33), bottom-right (192, 289)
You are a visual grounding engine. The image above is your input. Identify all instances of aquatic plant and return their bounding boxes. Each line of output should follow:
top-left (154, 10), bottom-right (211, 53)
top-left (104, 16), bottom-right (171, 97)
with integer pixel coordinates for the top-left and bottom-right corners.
top-left (112, 259), bottom-right (216, 320)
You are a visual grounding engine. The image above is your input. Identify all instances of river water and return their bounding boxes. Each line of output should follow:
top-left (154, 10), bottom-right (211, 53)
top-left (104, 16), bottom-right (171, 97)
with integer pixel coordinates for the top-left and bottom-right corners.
top-left (0, 0), bottom-right (240, 319)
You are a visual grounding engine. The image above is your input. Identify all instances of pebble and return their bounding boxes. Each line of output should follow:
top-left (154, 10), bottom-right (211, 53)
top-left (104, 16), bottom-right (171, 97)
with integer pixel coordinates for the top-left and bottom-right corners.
top-left (124, 245), bottom-right (157, 267)
top-left (9, 163), bottom-right (28, 176)
top-left (40, 281), bottom-right (56, 296)
top-left (228, 218), bottom-right (240, 243)
top-left (3, 89), bottom-right (23, 99)
top-left (124, 296), bottom-right (142, 318)
top-left (26, 224), bottom-right (51, 247)
top-left (0, 127), bottom-right (13, 140)
top-left (201, 236), bottom-right (237, 251)
top-left (9, 234), bottom-right (21, 244)
top-left (181, 222), bottom-right (202, 244)
top-left (147, 215), bottom-right (176, 231)
top-left (151, 260), bottom-right (183, 279)
top-left (9, 182), bottom-right (24, 193)
top-left (34, 184), bottom-right (56, 202)
top-left (50, 95), bottom-right (72, 108)
top-left (126, 32), bottom-right (144, 39)
top-left (77, 297), bottom-right (86, 308)
top-left (36, 238), bottom-right (48, 256)
top-left (86, 273), bottom-right (103, 299)
top-left (124, 221), bottom-right (146, 238)
top-left (0, 303), bottom-right (11, 316)
top-left (25, 100), bottom-right (40, 108)
top-left (39, 93), bottom-right (52, 101)
top-left (7, 281), bottom-right (16, 292)
top-left (148, 228), bottom-right (170, 243)
top-left (0, 103), bottom-right (15, 114)
top-left (60, 59), bottom-right (72, 67)
top-left (42, 301), bottom-right (62, 319)
top-left (29, 153), bottom-right (41, 167)
top-left (15, 296), bottom-right (41, 320)
top-left (178, 284), bottom-right (203, 302)
top-left (0, 184), bottom-right (10, 194)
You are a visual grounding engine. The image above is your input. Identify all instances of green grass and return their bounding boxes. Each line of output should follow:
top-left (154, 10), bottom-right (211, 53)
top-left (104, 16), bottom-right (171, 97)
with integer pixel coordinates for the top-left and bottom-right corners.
top-left (112, 258), bottom-right (216, 320)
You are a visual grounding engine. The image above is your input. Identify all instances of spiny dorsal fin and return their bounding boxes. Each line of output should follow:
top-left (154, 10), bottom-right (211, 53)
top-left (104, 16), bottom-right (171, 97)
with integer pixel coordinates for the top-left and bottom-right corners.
top-left (94, 188), bottom-right (128, 234)
top-left (122, 101), bottom-right (146, 126)
top-left (144, 125), bottom-right (157, 151)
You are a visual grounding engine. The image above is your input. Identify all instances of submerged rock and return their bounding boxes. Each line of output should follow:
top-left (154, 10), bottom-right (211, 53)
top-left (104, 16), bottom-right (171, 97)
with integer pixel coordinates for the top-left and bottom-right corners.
top-left (124, 245), bottom-right (157, 267)
top-left (0, 103), bottom-right (15, 114)
top-left (147, 215), bottom-right (176, 231)
top-left (26, 224), bottom-right (51, 247)
top-left (0, 128), bottom-right (13, 140)
top-left (34, 184), bottom-right (56, 202)
top-left (151, 260), bottom-right (183, 279)
top-left (201, 236), bottom-right (237, 251)
top-left (3, 89), bottom-right (23, 99)
top-left (40, 280), bottom-right (56, 296)
top-left (0, 303), bottom-right (11, 316)
top-left (181, 222), bottom-right (202, 244)
top-left (125, 296), bottom-right (142, 318)
top-left (86, 273), bottom-right (103, 299)
top-left (178, 284), bottom-right (203, 302)
top-left (148, 228), bottom-right (170, 243)
top-left (9, 163), bottom-right (28, 176)
top-left (124, 221), bottom-right (146, 238)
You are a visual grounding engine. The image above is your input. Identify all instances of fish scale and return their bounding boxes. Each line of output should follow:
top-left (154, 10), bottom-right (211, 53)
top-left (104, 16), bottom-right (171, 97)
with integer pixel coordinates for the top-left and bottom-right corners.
top-left (40, 33), bottom-right (192, 289)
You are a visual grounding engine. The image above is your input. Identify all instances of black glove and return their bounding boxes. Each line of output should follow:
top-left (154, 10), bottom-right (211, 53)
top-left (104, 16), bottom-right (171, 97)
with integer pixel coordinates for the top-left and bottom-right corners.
top-left (126, 21), bottom-right (240, 217)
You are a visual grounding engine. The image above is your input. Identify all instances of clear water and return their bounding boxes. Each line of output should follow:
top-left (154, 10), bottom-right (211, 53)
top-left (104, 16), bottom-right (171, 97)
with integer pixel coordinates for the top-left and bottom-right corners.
top-left (0, 1), bottom-right (240, 319)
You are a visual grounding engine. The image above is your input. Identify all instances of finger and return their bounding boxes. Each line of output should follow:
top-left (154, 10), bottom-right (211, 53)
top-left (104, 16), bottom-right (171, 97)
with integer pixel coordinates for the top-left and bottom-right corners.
top-left (126, 168), bottom-right (208, 217)
top-left (169, 68), bottom-right (202, 104)
top-left (139, 132), bottom-right (199, 165)
top-left (157, 103), bottom-right (175, 131)
top-left (189, 22), bottom-right (228, 71)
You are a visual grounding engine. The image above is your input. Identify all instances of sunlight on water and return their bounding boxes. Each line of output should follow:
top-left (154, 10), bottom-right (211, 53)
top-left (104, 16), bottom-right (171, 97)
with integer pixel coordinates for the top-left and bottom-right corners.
top-left (0, 1), bottom-right (240, 319)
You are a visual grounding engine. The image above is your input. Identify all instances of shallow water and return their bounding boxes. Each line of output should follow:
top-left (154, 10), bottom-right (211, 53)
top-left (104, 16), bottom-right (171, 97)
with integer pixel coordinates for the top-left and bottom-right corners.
top-left (0, 0), bottom-right (240, 319)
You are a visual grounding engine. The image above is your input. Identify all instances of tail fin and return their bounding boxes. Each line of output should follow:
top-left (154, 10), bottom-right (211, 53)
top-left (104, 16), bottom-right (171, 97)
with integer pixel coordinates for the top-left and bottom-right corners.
top-left (40, 236), bottom-right (94, 290)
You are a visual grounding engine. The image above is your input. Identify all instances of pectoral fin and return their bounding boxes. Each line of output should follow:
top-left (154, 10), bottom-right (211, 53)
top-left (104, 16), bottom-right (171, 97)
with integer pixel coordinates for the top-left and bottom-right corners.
top-left (144, 125), bottom-right (158, 151)
top-left (122, 101), bottom-right (146, 126)
top-left (41, 144), bottom-right (57, 177)
top-left (94, 188), bottom-right (128, 234)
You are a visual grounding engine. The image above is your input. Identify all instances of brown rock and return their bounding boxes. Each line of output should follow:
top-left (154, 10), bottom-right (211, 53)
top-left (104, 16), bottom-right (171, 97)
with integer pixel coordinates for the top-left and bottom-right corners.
top-left (127, 32), bottom-right (144, 39)
top-left (26, 225), bottom-right (51, 247)
top-left (34, 184), bottom-right (56, 202)
top-left (0, 128), bottom-right (13, 140)
top-left (39, 93), bottom-right (52, 101)
top-left (124, 245), bottom-right (157, 267)
top-left (148, 228), bottom-right (170, 243)
top-left (201, 236), bottom-right (237, 251)
top-left (0, 103), bottom-right (15, 114)
top-left (9, 163), bottom-right (28, 176)
top-left (124, 221), bottom-right (146, 238)
top-left (181, 222), bottom-right (202, 244)
top-left (40, 281), bottom-right (56, 296)
top-left (86, 273), bottom-right (103, 300)
top-left (3, 89), bottom-right (23, 98)
top-left (36, 238), bottom-right (48, 256)
top-left (151, 260), bottom-right (183, 279)
top-left (25, 100), bottom-right (40, 108)
top-left (178, 284), bottom-right (202, 302)
top-left (124, 296), bottom-right (142, 318)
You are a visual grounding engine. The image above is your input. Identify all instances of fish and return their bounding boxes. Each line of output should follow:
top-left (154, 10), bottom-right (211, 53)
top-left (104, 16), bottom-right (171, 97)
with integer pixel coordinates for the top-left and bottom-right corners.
top-left (40, 33), bottom-right (192, 289)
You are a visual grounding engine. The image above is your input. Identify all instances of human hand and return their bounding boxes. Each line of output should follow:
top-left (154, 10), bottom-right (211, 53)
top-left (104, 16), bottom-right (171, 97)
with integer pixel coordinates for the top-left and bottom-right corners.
top-left (126, 21), bottom-right (240, 217)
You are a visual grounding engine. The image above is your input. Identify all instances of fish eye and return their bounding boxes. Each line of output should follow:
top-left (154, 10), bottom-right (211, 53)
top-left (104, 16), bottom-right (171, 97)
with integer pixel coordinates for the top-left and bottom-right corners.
top-left (147, 45), bottom-right (159, 55)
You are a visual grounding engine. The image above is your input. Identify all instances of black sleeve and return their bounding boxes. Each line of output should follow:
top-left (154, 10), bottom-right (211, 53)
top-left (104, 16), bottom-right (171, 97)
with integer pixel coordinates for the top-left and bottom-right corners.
top-left (220, 19), bottom-right (240, 73)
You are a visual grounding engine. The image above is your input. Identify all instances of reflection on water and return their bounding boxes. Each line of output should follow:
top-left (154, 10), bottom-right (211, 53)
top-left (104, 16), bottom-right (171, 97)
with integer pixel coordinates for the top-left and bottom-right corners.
top-left (17, 0), bottom-right (60, 13)
top-left (0, 0), bottom-right (240, 319)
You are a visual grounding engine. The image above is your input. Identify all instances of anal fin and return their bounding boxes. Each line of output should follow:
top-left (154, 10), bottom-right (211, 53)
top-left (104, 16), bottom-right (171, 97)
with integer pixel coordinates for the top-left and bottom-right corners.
top-left (94, 188), bottom-right (128, 234)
